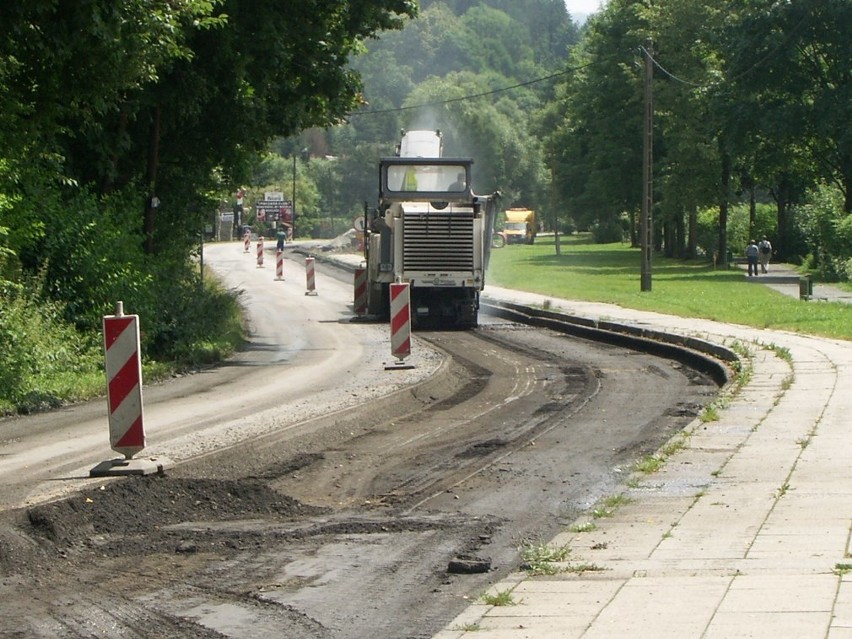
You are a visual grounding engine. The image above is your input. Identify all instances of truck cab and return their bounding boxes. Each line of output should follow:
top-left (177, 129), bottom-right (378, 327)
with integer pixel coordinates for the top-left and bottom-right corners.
top-left (502, 208), bottom-right (536, 245)
top-left (364, 154), bottom-right (499, 328)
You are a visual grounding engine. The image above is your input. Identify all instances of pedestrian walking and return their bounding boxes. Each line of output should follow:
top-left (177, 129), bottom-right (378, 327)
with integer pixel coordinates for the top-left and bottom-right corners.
top-left (746, 239), bottom-right (760, 277)
top-left (758, 235), bottom-right (772, 274)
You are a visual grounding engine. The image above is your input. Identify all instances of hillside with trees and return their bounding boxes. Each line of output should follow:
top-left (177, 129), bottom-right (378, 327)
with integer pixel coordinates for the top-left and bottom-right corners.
top-left (271, 0), bottom-right (580, 235)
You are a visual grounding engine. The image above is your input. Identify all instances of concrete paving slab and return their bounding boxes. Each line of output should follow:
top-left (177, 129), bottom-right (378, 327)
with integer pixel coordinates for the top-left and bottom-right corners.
top-left (718, 574), bottom-right (837, 611)
top-left (704, 611), bottom-right (832, 638)
top-left (582, 576), bottom-right (729, 638)
top-left (477, 617), bottom-right (591, 638)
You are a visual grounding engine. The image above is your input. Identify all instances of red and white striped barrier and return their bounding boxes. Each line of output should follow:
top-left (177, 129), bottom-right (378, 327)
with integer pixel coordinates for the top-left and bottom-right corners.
top-left (256, 236), bottom-right (264, 267)
top-left (389, 282), bottom-right (412, 364)
top-left (275, 249), bottom-right (284, 280)
top-left (354, 268), bottom-right (367, 316)
top-left (244, 232), bottom-right (251, 253)
top-left (305, 257), bottom-right (318, 296)
top-left (103, 303), bottom-right (145, 459)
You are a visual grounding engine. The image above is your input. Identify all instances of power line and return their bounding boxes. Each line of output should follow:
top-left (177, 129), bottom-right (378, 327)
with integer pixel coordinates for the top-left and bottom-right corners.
top-left (348, 7), bottom-right (810, 120)
top-left (346, 60), bottom-right (601, 117)
top-left (638, 11), bottom-right (810, 90)
top-left (639, 45), bottom-right (705, 88)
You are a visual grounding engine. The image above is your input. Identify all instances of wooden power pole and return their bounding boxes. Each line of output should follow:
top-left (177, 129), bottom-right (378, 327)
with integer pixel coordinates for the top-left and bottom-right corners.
top-left (640, 43), bottom-right (654, 292)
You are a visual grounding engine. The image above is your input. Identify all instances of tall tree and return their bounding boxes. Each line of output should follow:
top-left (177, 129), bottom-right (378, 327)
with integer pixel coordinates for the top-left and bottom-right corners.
top-left (645, 0), bottom-right (728, 258)
top-left (546, 0), bottom-right (647, 239)
top-left (0, 0), bottom-right (417, 334)
top-left (1, 0), bottom-right (417, 257)
top-left (717, 0), bottom-right (852, 259)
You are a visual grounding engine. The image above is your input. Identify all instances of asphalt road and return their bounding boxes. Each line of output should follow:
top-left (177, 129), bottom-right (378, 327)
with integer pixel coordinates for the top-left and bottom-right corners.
top-left (0, 242), bottom-right (438, 512)
top-left (0, 242), bottom-right (719, 638)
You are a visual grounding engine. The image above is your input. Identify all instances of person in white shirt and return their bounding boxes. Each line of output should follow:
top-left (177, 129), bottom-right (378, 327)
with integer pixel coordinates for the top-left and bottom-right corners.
top-left (758, 235), bottom-right (772, 274)
top-left (746, 239), bottom-right (760, 277)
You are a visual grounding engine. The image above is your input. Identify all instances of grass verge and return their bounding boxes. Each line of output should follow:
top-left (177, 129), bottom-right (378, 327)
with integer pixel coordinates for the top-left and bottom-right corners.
top-left (487, 234), bottom-right (852, 341)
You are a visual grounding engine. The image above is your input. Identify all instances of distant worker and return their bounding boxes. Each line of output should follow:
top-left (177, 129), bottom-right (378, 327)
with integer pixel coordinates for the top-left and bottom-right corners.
top-left (402, 166), bottom-right (418, 191)
top-left (276, 225), bottom-right (287, 250)
top-left (758, 235), bottom-right (772, 274)
top-left (448, 172), bottom-right (466, 192)
top-left (745, 239), bottom-right (760, 277)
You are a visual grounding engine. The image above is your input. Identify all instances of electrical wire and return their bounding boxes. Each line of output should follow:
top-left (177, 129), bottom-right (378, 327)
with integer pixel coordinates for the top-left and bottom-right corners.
top-left (638, 10), bottom-right (810, 90)
top-left (639, 46), bottom-right (705, 87)
top-left (346, 60), bottom-right (602, 117)
top-left (347, 7), bottom-right (810, 118)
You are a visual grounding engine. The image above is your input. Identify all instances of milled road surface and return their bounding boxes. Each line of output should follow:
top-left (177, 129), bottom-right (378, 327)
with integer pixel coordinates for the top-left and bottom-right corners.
top-left (0, 242), bottom-right (718, 638)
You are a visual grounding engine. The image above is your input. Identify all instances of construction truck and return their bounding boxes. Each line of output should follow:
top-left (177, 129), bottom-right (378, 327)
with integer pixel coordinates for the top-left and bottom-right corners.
top-left (502, 207), bottom-right (537, 245)
top-left (363, 130), bottom-right (501, 329)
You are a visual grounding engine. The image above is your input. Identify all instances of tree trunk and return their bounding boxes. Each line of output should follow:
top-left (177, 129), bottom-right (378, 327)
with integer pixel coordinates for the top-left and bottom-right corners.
top-left (845, 174), bottom-right (852, 214)
top-left (776, 198), bottom-right (790, 262)
top-left (663, 220), bottom-right (674, 258)
top-left (103, 110), bottom-right (129, 195)
top-left (675, 212), bottom-right (685, 258)
top-left (749, 184), bottom-right (756, 240)
top-left (144, 105), bottom-right (161, 255)
top-left (629, 208), bottom-right (638, 248)
top-left (771, 174), bottom-right (795, 262)
top-left (719, 147), bottom-right (730, 266)
top-left (687, 207), bottom-right (697, 259)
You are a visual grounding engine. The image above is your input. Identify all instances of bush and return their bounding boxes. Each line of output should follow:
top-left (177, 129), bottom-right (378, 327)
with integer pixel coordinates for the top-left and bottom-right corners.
top-left (793, 183), bottom-right (848, 280)
top-left (0, 265), bottom-right (244, 414)
top-left (558, 219), bottom-right (577, 235)
top-left (697, 202), bottom-right (776, 258)
top-left (591, 219), bottom-right (626, 244)
top-left (140, 266), bottom-right (244, 367)
top-left (0, 284), bottom-right (101, 414)
top-left (1, 180), bottom-right (245, 412)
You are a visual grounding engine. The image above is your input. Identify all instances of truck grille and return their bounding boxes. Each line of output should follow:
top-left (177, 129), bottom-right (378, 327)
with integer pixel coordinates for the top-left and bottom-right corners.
top-left (402, 212), bottom-right (475, 272)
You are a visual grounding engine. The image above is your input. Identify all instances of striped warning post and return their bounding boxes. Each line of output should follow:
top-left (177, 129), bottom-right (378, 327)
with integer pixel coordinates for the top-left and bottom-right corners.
top-left (244, 231), bottom-right (250, 253)
top-left (305, 257), bottom-right (318, 295)
top-left (354, 268), bottom-right (367, 316)
top-left (256, 236), bottom-right (264, 267)
top-left (275, 249), bottom-right (284, 280)
top-left (103, 304), bottom-right (145, 459)
top-left (389, 282), bottom-right (411, 362)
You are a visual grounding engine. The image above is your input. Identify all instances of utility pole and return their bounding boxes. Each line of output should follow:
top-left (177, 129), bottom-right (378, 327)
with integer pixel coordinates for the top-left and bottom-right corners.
top-left (551, 165), bottom-right (560, 256)
top-left (640, 42), bottom-right (654, 292)
top-left (292, 154), bottom-right (297, 240)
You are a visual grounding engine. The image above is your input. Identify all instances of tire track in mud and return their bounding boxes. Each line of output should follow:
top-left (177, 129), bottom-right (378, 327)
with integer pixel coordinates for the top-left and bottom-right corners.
top-left (0, 319), bottom-right (718, 639)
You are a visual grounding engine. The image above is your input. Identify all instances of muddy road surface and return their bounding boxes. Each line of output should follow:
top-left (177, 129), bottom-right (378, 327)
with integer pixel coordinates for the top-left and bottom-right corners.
top-left (0, 242), bottom-right (719, 638)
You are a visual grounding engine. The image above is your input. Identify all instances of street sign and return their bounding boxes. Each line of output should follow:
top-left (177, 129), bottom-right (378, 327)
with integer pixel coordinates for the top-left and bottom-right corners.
top-left (256, 199), bottom-right (292, 222)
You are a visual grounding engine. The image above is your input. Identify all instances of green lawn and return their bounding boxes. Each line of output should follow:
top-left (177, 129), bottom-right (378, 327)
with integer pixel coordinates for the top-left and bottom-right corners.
top-left (486, 234), bottom-right (852, 341)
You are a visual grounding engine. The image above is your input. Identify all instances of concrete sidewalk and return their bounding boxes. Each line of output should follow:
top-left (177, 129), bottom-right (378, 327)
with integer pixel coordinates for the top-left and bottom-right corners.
top-left (433, 286), bottom-right (852, 639)
top-left (738, 261), bottom-right (852, 304)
